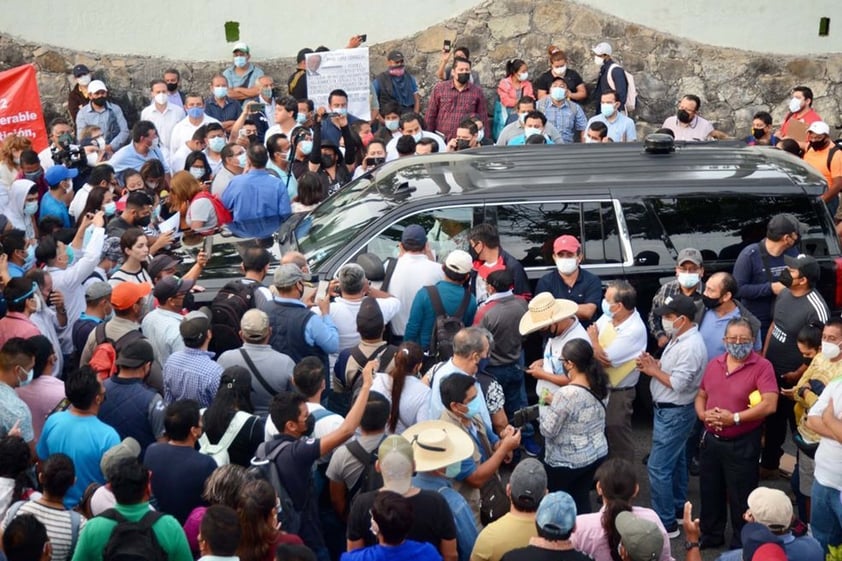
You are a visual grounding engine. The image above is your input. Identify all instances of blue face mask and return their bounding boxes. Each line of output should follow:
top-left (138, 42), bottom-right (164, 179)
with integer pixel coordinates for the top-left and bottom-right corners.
top-left (445, 462), bottom-right (462, 478)
top-left (187, 107), bottom-right (204, 119)
top-left (17, 366), bottom-right (34, 387)
top-left (208, 137), bottom-right (226, 153)
top-left (213, 86), bottom-right (228, 99)
top-left (103, 201), bottom-right (117, 216)
top-left (465, 396), bottom-right (483, 419)
top-left (233, 56), bottom-right (247, 68)
top-left (299, 140), bottom-right (313, 155)
top-left (725, 342), bottom-right (753, 361)
top-left (295, 113), bottom-right (307, 124)
top-left (601, 298), bottom-right (614, 318)
top-left (24, 245), bottom-right (36, 271)
top-left (64, 246), bottom-right (75, 266)
top-left (332, 107), bottom-right (348, 117)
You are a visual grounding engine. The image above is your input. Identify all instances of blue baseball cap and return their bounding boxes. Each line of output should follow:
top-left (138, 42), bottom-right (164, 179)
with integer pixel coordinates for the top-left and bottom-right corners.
top-left (45, 165), bottom-right (79, 187)
top-left (535, 491), bottom-right (577, 535)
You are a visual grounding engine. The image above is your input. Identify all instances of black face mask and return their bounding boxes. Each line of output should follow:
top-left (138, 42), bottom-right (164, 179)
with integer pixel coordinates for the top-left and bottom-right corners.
top-left (304, 414), bottom-right (316, 436)
top-left (779, 269), bottom-right (794, 288)
top-left (467, 245), bottom-right (480, 261)
top-left (456, 73), bottom-right (470, 85)
top-left (810, 139), bottom-right (830, 151)
top-left (135, 214), bottom-right (152, 227)
top-left (803, 355), bottom-right (814, 367)
top-left (752, 128), bottom-right (766, 139)
top-left (321, 154), bottom-right (336, 168)
top-left (676, 109), bottom-right (692, 124)
top-left (701, 295), bottom-right (722, 309)
top-left (166, 82), bottom-right (178, 92)
top-left (92, 97), bottom-right (107, 108)
top-left (364, 157), bottom-right (385, 168)
top-left (456, 139), bottom-right (471, 151)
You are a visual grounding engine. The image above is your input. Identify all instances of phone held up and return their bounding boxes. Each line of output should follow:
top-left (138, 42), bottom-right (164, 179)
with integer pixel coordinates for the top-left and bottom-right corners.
top-left (443, 40), bottom-right (452, 53)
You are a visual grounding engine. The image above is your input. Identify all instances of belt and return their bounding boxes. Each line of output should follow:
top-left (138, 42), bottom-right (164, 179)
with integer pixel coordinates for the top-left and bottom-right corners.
top-left (653, 402), bottom-right (691, 409)
top-left (610, 387), bottom-right (635, 392)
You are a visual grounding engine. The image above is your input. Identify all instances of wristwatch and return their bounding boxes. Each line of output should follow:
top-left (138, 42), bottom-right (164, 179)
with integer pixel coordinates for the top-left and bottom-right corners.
top-left (685, 541), bottom-right (700, 551)
top-left (733, 412), bottom-right (741, 426)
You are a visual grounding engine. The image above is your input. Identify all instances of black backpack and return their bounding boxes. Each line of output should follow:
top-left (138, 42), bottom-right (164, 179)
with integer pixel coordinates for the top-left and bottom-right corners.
top-left (249, 440), bottom-right (304, 534)
top-left (345, 437), bottom-right (386, 509)
top-left (427, 285), bottom-right (470, 362)
top-left (100, 509), bottom-right (167, 561)
top-left (209, 280), bottom-right (258, 355)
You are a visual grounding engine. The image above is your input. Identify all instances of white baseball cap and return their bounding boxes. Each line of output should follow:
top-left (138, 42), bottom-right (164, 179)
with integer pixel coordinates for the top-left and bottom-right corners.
top-left (88, 80), bottom-right (107, 93)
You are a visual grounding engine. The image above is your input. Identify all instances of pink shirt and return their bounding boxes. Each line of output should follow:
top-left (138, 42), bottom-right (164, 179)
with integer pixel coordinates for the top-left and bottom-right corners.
top-left (699, 351), bottom-right (777, 438)
top-left (16, 376), bottom-right (65, 442)
top-left (571, 505), bottom-right (674, 561)
top-left (0, 313), bottom-right (40, 347)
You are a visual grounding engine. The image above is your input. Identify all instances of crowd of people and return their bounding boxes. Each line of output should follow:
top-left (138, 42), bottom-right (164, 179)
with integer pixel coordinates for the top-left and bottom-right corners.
top-left (0, 33), bottom-right (839, 561)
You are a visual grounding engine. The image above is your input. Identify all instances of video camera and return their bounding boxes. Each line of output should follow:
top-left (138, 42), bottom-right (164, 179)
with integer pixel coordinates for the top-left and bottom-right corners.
top-left (512, 404), bottom-right (539, 428)
top-left (51, 132), bottom-right (84, 168)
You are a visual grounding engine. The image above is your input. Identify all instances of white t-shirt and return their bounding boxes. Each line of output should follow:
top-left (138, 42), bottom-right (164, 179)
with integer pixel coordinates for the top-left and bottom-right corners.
top-left (187, 197), bottom-right (218, 232)
top-left (809, 378), bottom-right (842, 490)
top-left (371, 373), bottom-right (431, 434)
top-left (327, 296), bottom-right (401, 351)
top-left (538, 320), bottom-right (590, 399)
top-left (388, 254), bottom-right (445, 336)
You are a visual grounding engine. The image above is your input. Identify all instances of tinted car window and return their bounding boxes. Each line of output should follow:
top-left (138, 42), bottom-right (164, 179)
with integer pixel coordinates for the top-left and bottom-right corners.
top-left (491, 202), bottom-right (581, 267)
top-left (582, 202), bottom-right (623, 264)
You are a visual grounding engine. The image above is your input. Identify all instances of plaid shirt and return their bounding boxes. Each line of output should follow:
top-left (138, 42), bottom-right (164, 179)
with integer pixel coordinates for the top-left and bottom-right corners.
top-left (536, 97), bottom-right (587, 143)
top-left (163, 347), bottom-right (223, 408)
top-left (425, 80), bottom-right (489, 141)
top-left (647, 279), bottom-right (705, 341)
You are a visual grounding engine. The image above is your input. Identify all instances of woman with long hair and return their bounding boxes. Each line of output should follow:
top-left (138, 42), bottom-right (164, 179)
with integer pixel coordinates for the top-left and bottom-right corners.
top-left (237, 479), bottom-right (302, 561)
top-left (571, 458), bottom-right (672, 561)
top-left (182, 464), bottom-right (249, 555)
top-left (497, 58), bottom-right (534, 115)
top-left (108, 227), bottom-right (152, 286)
top-left (78, 185), bottom-right (115, 226)
top-left (0, 135), bottom-right (33, 191)
top-left (351, 139), bottom-right (387, 180)
top-left (290, 171), bottom-right (327, 214)
top-left (169, 170), bottom-right (219, 233)
top-left (371, 342), bottom-right (430, 434)
top-left (539, 338), bottom-right (609, 514)
top-left (185, 150), bottom-right (212, 184)
top-left (200, 366), bottom-right (265, 467)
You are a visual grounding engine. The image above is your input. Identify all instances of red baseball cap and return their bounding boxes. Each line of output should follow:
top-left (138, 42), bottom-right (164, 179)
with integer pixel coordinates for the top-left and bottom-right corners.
top-left (553, 235), bottom-right (581, 254)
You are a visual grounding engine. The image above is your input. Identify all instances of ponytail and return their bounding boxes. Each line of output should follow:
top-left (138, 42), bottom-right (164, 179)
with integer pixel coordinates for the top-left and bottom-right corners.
top-left (595, 459), bottom-right (638, 561)
top-left (388, 342), bottom-right (423, 433)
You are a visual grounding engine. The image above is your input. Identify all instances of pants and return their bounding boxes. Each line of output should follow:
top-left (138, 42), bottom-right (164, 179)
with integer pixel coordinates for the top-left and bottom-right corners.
top-left (792, 451), bottom-right (816, 522)
top-left (761, 393), bottom-right (795, 470)
top-left (546, 458), bottom-right (604, 515)
top-left (485, 362), bottom-right (534, 438)
top-left (648, 403), bottom-right (697, 530)
top-left (605, 387), bottom-right (636, 461)
top-left (811, 479), bottom-right (842, 554)
top-left (699, 428), bottom-right (762, 547)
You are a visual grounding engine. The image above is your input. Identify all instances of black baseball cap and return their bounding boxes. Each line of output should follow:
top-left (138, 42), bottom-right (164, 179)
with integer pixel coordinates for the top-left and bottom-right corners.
top-left (653, 292), bottom-right (697, 319)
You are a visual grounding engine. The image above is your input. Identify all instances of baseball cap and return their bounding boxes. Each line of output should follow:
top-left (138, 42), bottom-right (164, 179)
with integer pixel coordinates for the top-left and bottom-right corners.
top-left (592, 42), bottom-right (613, 56)
top-left (741, 522), bottom-right (784, 560)
top-left (783, 253), bottom-right (820, 283)
top-left (115, 338), bottom-right (155, 368)
top-left (88, 80), bottom-right (107, 93)
top-left (807, 121), bottom-right (830, 136)
top-left (85, 281), bottom-right (112, 302)
top-left (241, 308), bottom-right (270, 342)
top-left (553, 235), bottom-right (581, 254)
top-left (378, 435), bottom-right (414, 494)
top-left (45, 165), bottom-right (79, 187)
top-left (747, 487), bottom-right (792, 529)
top-left (148, 254), bottom-right (179, 280)
top-left (153, 275), bottom-right (195, 302)
top-left (509, 458), bottom-right (547, 511)
top-left (653, 292), bottom-right (697, 320)
top-left (615, 511), bottom-right (664, 561)
top-left (401, 224), bottom-right (427, 248)
top-left (100, 437), bottom-right (141, 480)
top-left (180, 307), bottom-right (212, 343)
top-left (535, 491), bottom-right (577, 537)
top-left (72, 64), bottom-right (90, 77)
top-left (445, 250), bottom-right (473, 275)
top-left (750, 543), bottom-right (787, 561)
top-left (273, 263), bottom-right (305, 288)
top-left (232, 41), bottom-right (250, 53)
top-left (111, 282), bottom-right (152, 310)
top-left (356, 296), bottom-right (384, 336)
top-left (676, 247), bottom-right (703, 267)
top-left (766, 213), bottom-right (800, 238)
top-left (387, 50), bottom-right (405, 63)
top-left (101, 237), bottom-right (123, 263)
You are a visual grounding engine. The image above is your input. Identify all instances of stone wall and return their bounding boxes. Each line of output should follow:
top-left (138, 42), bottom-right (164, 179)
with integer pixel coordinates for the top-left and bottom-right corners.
top-left (2, 0), bottom-right (841, 137)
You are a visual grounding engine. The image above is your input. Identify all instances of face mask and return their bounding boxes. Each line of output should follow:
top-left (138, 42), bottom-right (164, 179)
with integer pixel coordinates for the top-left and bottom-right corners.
top-left (600, 103), bottom-right (616, 118)
top-left (233, 56), bottom-right (247, 68)
top-left (822, 341), bottom-right (841, 360)
top-left (153, 92), bottom-right (167, 105)
top-left (552, 66), bottom-right (566, 76)
top-left (92, 97), bottom-right (107, 107)
top-left (517, 71), bottom-right (528, 81)
top-left (550, 87), bottom-right (566, 101)
top-left (321, 154), bottom-right (336, 168)
top-left (86, 151), bottom-right (99, 167)
top-left (24, 245), bottom-right (36, 271)
top-left (33, 294), bottom-right (43, 314)
top-left (189, 167), bottom-right (205, 179)
top-left (585, 137), bottom-right (598, 144)
top-left (465, 396), bottom-right (482, 418)
top-left (555, 257), bottom-right (578, 275)
top-left (601, 298), bottom-right (614, 318)
top-left (389, 66), bottom-right (406, 77)
top-left (260, 88), bottom-right (273, 100)
top-left (456, 73), bottom-right (471, 85)
top-left (17, 366), bottom-right (34, 387)
top-left (295, 112), bottom-right (307, 124)
top-left (103, 201), bottom-right (117, 216)
top-left (166, 82), bottom-right (178, 92)
top-left (78, 74), bottom-right (92, 86)
top-left (803, 355), bottom-right (814, 367)
top-left (810, 139), bottom-right (829, 151)
top-left (208, 137), bottom-right (226, 153)
top-left (702, 295), bottom-right (722, 309)
top-left (24, 201), bottom-right (38, 216)
top-left (24, 170), bottom-right (43, 181)
top-left (789, 97), bottom-right (803, 113)
top-left (662, 317), bottom-right (681, 337)
top-left (360, 132), bottom-right (374, 147)
top-left (187, 107), bottom-right (204, 119)
top-left (304, 414), bottom-right (316, 435)
top-left (518, 112), bottom-right (528, 124)
top-left (594, 56), bottom-right (604, 66)
top-left (676, 109), bottom-right (692, 124)
top-left (524, 127), bottom-right (541, 138)
top-left (779, 269), bottom-right (794, 288)
top-left (677, 272), bottom-right (700, 288)
top-left (412, 132), bottom-right (423, 143)
top-left (445, 461), bottom-right (462, 478)
top-left (135, 214), bottom-right (152, 227)
top-left (237, 153), bottom-right (248, 167)
top-left (65, 246), bottom-right (75, 266)
top-left (145, 180), bottom-right (159, 190)
top-left (725, 341), bottom-right (752, 361)
top-left (752, 128), bottom-right (766, 139)
top-left (95, 137), bottom-right (107, 150)
top-left (213, 86), bottom-right (228, 99)
top-left (299, 140), bottom-right (313, 155)
top-left (332, 107), bottom-right (348, 117)
top-left (456, 139), bottom-right (471, 151)
top-left (476, 129), bottom-right (484, 142)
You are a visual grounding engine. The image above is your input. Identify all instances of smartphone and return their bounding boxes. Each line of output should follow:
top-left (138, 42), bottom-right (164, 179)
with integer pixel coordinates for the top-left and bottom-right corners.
top-left (203, 236), bottom-right (213, 256)
top-left (359, 34), bottom-right (367, 43)
top-left (443, 40), bottom-right (452, 53)
top-left (249, 102), bottom-right (266, 113)
top-left (238, 129), bottom-right (247, 138)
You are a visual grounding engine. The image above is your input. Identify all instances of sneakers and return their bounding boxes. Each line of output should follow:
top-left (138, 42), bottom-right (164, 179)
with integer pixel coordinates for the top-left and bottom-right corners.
top-left (665, 525), bottom-right (680, 539)
top-left (522, 436), bottom-right (542, 457)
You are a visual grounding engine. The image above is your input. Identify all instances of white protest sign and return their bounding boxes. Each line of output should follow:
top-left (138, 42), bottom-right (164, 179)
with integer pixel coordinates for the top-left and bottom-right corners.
top-left (305, 48), bottom-right (371, 120)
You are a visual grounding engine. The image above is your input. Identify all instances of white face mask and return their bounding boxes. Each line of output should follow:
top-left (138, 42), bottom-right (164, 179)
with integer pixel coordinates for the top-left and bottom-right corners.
top-left (153, 92), bottom-right (168, 105)
top-left (517, 71), bottom-right (528, 81)
top-left (77, 74), bottom-right (92, 86)
top-left (523, 126), bottom-right (541, 138)
top-left (476, 129), bottom-right (484, 142)
top-left (86, 151), bottom-right (99, 167)
top-left (789, 97), bottom-right (803, 113)
top-left (677, 272), bottom-right (700, 288)
top-left (551, 66), bottom-right (566, 76)
top-left (822, 340), bottom-right (841, 360)
top-left (594, 56), bottom-right (604, 66)
top-left (662, 317), bottom-right (681, 337)
top-left (555, 257), bottom-right (578, 275)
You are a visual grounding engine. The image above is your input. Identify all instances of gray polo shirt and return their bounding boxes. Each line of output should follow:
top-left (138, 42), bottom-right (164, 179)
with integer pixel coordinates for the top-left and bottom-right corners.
top-left (217, 342), bottom-right (295, 416)
top-left (650, 325), bottom-right (708, 406)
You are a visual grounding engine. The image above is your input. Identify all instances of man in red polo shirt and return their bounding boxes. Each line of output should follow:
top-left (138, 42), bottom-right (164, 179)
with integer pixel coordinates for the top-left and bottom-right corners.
top-left (778, 86), bottom-right (822, 140)
top-left (694, 317), bottom-right (778, 550)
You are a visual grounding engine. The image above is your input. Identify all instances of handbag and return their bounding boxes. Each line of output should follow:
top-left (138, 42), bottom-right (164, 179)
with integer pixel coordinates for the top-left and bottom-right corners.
top-left (476, 422), bottom-right (510, 525)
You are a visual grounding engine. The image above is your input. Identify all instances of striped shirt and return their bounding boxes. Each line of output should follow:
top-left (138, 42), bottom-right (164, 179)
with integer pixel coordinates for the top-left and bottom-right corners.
top-left (1, 500), bottom-right (86, 561)
top-left (767, 288), bottom-right (829, 377)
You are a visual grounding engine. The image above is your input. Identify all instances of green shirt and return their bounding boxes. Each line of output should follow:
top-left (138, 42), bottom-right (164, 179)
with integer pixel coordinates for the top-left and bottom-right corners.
top-left (71, 501), bottom-right (192, 561)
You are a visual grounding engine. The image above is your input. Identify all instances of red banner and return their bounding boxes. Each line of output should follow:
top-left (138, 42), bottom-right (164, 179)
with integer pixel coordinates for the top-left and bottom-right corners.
top-left (0, 64), bottom-right (48, 152)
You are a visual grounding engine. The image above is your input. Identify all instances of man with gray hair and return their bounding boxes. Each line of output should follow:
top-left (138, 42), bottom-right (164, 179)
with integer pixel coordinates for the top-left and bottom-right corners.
top-left (326, 263), bottom-right (400, 352)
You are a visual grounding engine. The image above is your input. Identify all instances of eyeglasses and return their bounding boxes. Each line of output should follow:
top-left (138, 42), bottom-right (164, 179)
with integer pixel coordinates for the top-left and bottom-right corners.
top-left (723, 337), bottom-right (752, 344)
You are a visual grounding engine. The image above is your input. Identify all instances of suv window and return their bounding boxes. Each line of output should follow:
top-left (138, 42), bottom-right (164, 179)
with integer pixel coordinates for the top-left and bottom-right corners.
top-left (489, 201), bottom-right (621, 267)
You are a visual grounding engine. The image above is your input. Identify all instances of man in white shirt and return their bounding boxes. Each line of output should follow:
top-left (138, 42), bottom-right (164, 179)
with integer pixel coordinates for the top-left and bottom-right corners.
top-left (140, 79), bottom-right (186, 160)
top-left (263, 95), bottom-right (301, 144)
top-left (385, 112), bottom-right (446, 161)
top-left (386, 224), bottom-right (445, 340)
top-left (806, 377), bottom-right (842, 551)
top-left (169, 94), bottom-right (220, 159)
top-left (141, 276), bottom-right (193, 371)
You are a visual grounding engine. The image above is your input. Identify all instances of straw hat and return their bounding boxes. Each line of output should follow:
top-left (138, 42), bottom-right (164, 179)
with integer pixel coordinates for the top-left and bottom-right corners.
top-left (402, 420), bottom-right (475, 472)
top-left (519, 293), bottom-right (579, 335)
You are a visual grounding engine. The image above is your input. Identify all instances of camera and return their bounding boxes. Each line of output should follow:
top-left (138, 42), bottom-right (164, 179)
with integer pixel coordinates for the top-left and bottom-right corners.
top-left (512, 404), bottom-right (539, 428)
top-left (51, 132), bottom-right (83, 168)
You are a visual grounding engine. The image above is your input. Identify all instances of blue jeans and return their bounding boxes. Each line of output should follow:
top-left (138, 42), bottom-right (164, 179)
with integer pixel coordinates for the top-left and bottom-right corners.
top-left (648, 403), bottom-right (697, 529)
top-left (485, 362), bottom-right (534, 438)
top-left (811, 479), bottom-right (842, 554)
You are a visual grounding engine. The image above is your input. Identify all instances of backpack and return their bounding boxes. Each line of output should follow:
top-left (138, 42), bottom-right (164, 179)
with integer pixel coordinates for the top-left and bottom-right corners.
top-left (192, 191), bottom-right (233, 226)
top-left (100, 509), bottom-right (167, 561)
top-left (249, 440), bottom-right (304, 534)
top-left (826, 143), bottom-right (841, 171)
top-left (89, 324), bottom-right (145, 381)
top-left (198, 409), bottom-right (252, 466)
top-left (209, 280), bottom-right (258, 355)
top-left (427, 285), bottom-right (471, 362)
top-left (334, 343), bottom-right (398, 394)
top-left (5, 500), bottom-right (82, 555)
top-left (344, 437), bottom-right (386, 508)
top-left (607, 63), bottom-right (638, 112)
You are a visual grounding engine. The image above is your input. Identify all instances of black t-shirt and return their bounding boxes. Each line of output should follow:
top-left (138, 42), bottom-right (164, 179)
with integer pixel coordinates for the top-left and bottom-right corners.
top-left (205, 414), bottom-right (266, 467)
top-left (534, 69), bottom-right (585, 96)
top-left (347, 489), bottom-right (457, 546)
top-left (288, 69), bottom-right (307, 100)
top-left (271, 434), bottom-right (322, 509)
top-left (767, 288), bottom-right (829, 380)
top-left (143, 443), bottom-right (218, 524)
top-left (501, 545), bottom-right (594, 561)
